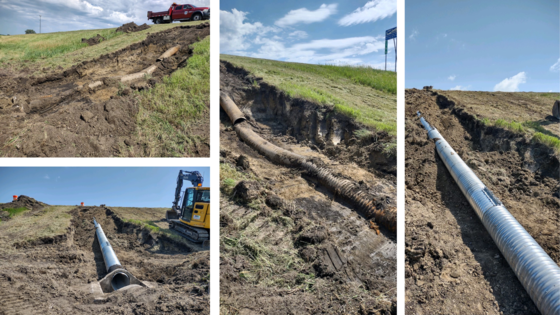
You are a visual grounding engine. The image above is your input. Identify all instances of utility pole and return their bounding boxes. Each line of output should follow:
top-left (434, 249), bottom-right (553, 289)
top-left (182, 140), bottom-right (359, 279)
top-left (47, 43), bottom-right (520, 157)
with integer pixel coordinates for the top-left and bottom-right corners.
top-left (39, 15), bottom-right (41, 34)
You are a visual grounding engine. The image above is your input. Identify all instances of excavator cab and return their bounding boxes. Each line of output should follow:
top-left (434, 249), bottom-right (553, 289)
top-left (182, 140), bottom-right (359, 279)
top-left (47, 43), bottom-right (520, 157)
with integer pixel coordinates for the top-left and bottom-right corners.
top-left (167, 170), bottom-right (210, 244)
top-left (180, 187), bottom-right (210, 229)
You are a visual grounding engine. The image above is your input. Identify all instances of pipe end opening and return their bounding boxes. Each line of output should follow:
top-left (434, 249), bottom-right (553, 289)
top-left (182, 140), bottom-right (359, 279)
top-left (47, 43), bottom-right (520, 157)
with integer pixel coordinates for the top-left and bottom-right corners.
top-left (111, 272), bottom-right (130, 291)
top-left (233, 117), bottom-right (246, 125)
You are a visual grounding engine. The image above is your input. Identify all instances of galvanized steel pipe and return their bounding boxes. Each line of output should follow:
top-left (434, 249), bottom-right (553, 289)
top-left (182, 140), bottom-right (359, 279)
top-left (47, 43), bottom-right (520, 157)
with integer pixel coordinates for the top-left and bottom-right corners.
top-left (417, 111), bottom-right (560, 315)
top-left (221, 94), bottom-right (396, 232)
top-left (93, 218), bottom-right (130, 291)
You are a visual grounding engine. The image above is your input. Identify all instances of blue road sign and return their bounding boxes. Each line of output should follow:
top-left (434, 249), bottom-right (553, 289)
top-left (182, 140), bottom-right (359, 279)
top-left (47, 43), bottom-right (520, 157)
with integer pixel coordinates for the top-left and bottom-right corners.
top-left (386, 27), bottom-right (397, 40)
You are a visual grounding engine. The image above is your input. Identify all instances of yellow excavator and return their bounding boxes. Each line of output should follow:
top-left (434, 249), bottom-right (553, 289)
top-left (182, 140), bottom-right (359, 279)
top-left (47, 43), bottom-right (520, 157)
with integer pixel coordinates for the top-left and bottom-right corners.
top-left (166, 170), bottom-right (210, 244)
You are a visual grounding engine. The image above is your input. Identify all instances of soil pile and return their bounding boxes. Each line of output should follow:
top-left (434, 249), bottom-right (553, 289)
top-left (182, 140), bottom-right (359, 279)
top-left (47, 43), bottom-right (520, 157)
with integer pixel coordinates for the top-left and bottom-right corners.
top-left (0, 24), bottom-right (210, 157)
top-left (116, 22), bottom-right (151, 33)
top-left (220, 61), bottom-right (397, 314)
top-left (0, 195), bottom-right (47, 211)
top-left (81, 34), bottom-right (105, 46)
top-left (0, 206), bottom-right (210, 314)
top-left (405, 88), bottom-right (559, 315)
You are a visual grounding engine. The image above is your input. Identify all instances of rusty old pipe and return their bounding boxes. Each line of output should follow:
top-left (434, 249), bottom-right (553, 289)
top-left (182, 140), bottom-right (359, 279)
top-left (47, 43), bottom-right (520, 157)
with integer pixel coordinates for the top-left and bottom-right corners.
top-left (157, 45), bottom-right (181, 61)
top-left (220, 93), bottom-right (247, 125)
top-left (220, 93), bottom-right (396, 232)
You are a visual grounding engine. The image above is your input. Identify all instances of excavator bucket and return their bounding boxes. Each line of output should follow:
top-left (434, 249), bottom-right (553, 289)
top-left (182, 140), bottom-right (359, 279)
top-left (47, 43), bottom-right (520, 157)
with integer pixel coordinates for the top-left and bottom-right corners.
top-left (165, 209), bottom-right (179, 221)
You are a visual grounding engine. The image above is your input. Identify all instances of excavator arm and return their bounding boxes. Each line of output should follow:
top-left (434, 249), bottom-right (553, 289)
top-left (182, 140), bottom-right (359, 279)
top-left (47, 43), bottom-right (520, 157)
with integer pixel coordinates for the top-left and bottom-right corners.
top-left (171, 170), bottom-right (204, 211)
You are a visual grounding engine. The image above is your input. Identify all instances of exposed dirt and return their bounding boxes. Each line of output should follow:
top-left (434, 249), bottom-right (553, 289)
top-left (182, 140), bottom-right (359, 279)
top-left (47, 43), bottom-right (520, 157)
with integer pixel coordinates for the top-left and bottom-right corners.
top-left (0, 205), bottom-right (209, 314)
top-left (221, 60), bottom-right (397, 176)
top-left (220, 61), bottom-right (397, 314)
top-left (0, 23), bottom-right (209, 157)
top-left (405, 88), bottom-right (560, 315)
top-left (438, 89), bottom-right (560, 139)
top-left (116, 22), bottom-right (151, 33)
top-left (81, 34), bottom-right (106, 46)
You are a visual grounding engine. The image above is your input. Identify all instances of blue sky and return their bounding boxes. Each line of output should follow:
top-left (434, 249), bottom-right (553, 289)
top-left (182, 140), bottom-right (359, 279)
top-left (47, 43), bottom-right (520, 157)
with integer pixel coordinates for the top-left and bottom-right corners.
top-left (0, 0), bottom-right (209, 35)
top-left (0, 167), bottom-right (210, 207)
top-left (406, 0), bottom-right (560, 92)
top-left (220, 0), bottom-right (397, 69)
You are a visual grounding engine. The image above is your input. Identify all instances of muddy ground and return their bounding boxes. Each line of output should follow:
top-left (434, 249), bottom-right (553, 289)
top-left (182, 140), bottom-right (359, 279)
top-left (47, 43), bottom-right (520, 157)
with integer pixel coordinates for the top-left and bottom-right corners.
top-left (0, 205), bottom-right (209, 315)
top-left (405, 88), bottom-right (560, 315)
top-left (0, 23), bottom-right (210, 157)
top-left (219, 61), bottom-right (397, 314)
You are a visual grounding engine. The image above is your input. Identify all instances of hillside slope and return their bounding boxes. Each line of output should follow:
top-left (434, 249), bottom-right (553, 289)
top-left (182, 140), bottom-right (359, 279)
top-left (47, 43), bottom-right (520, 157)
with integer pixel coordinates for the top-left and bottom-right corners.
top-left (0, 22), bottom-right (210, 157)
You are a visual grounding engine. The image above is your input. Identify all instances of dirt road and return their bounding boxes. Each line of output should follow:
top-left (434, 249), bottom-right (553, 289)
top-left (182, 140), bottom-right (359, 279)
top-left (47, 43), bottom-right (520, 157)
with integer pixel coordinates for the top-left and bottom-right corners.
top-left (0, 204), bottom-right (209, 314)
top-left (219, 61), bottom-right (397, 314)
top-left (0, 24), bottom-right (210, 157)
top-left (405, 88), bottom-right (560, 315)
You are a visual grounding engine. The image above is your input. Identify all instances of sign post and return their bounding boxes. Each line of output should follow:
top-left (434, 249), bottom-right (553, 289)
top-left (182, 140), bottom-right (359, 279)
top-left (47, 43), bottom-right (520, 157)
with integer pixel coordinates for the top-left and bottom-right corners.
top-left (385, 27), bottom-right (397, 72)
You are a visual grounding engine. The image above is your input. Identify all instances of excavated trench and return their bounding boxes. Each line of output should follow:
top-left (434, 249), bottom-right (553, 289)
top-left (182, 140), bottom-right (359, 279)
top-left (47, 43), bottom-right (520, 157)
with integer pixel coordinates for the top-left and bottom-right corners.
top-left (219, 61), bottom-right (397, 314)
top-left (0, 23), bottom-right (210, 157)
top-left (405, 88), bottom-right (560, 315)
top-left (0, 206), bottom-right (209, 314)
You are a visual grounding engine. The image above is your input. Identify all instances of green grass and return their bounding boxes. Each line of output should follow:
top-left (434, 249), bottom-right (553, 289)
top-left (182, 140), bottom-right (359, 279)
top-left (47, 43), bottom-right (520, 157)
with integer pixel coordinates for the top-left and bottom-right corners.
top-left (221, 54), bottom-right (396, 136)
top-left (533, 132), bottom-right (560, 151)
top-left (220, 163), bottom-right (259, 194)
top-left (494, 119), bottom-right (525, 133)
top-left (1, 207), bottom-right (28, 218)
top-left (480, 117), bottom-right (560, 152)
top-left (354, 129), bottom-right (373, 139)
top-left (0, 21), bottom-right (206, 72)
top-left (124, 218), bottom-right (161, 233)
top-left (135, 36), bottom-right (210, 157)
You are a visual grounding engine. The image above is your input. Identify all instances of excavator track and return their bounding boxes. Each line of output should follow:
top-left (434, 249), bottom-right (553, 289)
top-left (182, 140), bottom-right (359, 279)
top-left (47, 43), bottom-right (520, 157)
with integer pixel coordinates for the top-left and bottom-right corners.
top-left (169, 220), bottom-right (209, 244)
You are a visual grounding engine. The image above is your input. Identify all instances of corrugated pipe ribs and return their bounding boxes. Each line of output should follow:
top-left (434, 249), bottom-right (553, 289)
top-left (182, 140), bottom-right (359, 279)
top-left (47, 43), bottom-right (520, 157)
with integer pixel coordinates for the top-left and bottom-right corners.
top-left (417, 111), bottom-right (560, 315)
top-left (220, 92), bottom-right (396, 233)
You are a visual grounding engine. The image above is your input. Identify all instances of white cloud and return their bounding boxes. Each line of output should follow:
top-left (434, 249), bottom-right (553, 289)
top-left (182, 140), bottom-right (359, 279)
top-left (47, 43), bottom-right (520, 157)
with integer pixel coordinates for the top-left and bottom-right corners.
top-left (550, 58), bottom-right (560, 72)
top-left (494, 72), bottom-right (527, 92)
top-left (221, 9), bottom-right (278, 53)
top-left (0, 0), bottom-right (210, 35)
top-left (289, 30), bottom-right (308, 39)
top-left (249, 36), bottom-right (385, 65)
top-left (448, 75), bottom-right (456, 81)
top-left (44, 175), bottom-right (50, 180)
top-left (409, 29), bottom-right (418, 40)
top-left (450, 85), bottom-right (470, 91)
top-left (275, 4), bottom-right (337, 27)
top-left (338, 0), bottom-right (396, 26)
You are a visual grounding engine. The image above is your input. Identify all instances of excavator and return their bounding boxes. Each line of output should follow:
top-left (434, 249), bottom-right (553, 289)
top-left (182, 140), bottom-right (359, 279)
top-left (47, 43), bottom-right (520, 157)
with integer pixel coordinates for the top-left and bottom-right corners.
top-left (166, 170), bottom-right (210, 244)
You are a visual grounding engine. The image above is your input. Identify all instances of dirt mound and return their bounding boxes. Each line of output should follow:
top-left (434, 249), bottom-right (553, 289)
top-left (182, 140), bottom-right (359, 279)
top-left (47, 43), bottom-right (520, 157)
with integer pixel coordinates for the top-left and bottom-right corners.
top-left (0, 206), bottom-right (209, 314)
top-left (81, 34), bottom-right (105, 46)
top-left (405, 88), bottom-right (560, 315)
top-left (0, 24), bottom-right (210, 157)
top-left (0, 195), bottom-right (47, 212)
top-left (116, 22), bottom-right (150, 33)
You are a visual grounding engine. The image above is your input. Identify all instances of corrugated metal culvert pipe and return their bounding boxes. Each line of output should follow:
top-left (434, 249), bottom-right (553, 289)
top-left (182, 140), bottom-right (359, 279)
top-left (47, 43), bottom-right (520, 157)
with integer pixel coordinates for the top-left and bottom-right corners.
top-left (417, 111), bottom-right (560, 315)
top-left (220, 93), bottom-right (396, 232)
top-left (93, 218), bottom-right (131, 291)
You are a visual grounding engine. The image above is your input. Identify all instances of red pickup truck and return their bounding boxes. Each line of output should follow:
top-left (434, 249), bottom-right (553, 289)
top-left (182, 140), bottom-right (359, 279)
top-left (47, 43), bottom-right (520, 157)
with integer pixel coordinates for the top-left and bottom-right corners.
top-left (148, 3), bottom-right (210, 24)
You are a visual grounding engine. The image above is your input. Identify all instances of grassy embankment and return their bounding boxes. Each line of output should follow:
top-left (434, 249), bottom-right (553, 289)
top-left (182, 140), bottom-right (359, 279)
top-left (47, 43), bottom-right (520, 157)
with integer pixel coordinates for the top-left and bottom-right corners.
top-left (0, 206), bottom-right (74, 253)
top-left (134, 35), bottom-right (209, 157)
top-left (221, 54), bottom-right (397, 137)
top-left (0, 21), bottom-right (205, 72)
top-left (0, 204), bottom-right (196, 253)
top-left (0, 21), bottom-right (210, 157)
top-left (111, 207), bottom-right (199, 246)
top-left (439, 90), bottom-right (560, 152)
